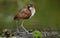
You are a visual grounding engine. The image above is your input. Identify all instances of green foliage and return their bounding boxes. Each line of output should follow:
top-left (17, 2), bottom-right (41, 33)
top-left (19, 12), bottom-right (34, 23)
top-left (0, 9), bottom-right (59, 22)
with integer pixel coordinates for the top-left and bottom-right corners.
top-left (32, 30), bottom-right (42, 38)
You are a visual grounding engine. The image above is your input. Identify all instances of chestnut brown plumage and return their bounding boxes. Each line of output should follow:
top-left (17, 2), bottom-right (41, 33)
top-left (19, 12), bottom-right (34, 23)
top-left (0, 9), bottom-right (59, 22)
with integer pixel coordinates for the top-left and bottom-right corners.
top-left (14, 7), bottom-right (31, 20)
top-left (14, 4), bottom-right (35, 20)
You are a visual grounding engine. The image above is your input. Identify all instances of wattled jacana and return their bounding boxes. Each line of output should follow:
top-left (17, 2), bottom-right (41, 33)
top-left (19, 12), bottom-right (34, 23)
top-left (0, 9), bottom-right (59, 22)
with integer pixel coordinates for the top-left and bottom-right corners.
top-left (14, 4), bottom-right (35, 33)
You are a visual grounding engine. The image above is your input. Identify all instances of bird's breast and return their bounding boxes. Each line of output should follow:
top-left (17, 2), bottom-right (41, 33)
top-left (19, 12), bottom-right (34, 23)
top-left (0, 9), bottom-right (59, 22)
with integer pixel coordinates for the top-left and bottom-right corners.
top-left (29, 8), bottom-right (35, 18)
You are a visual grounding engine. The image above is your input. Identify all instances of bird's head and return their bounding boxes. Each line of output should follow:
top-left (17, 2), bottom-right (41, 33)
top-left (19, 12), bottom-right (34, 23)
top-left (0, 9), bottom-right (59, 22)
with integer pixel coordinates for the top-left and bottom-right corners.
top-left (28, 4), bottom-right (35, 13)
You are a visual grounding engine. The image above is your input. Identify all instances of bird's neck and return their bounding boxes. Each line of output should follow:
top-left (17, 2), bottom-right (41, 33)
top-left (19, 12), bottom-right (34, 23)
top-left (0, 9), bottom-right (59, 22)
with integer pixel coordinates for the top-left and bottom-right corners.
top-left (29, 8), bottom-right (35, 18)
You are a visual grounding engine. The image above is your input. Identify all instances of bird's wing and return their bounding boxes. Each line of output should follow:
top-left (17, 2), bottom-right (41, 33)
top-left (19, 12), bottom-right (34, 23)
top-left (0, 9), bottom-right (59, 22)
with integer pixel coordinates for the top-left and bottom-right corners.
top-left (15, 7), bottom-right (31, 19)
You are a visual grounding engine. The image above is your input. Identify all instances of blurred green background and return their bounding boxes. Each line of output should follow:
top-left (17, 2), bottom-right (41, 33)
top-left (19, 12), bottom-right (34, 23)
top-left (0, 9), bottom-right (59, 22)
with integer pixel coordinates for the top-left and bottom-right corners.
top-left (0, 0), bottom-right (60, 31)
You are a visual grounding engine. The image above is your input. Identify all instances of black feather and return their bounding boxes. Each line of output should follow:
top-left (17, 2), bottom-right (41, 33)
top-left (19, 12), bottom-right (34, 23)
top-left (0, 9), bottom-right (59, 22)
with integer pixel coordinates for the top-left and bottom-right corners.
top-left (14, 16), bottom-right (17, 20)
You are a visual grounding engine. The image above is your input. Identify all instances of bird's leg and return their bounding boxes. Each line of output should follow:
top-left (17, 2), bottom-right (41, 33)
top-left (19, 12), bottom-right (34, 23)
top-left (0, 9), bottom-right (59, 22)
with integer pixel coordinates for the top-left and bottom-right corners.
top-left (20, 20), bottom-right (29, 33)
top-left (20, 20), bottom-right (24, 27)
top-left (19, 20), bottom-right (25, 32)
top-left (16, 20), bottom-right (20, 33)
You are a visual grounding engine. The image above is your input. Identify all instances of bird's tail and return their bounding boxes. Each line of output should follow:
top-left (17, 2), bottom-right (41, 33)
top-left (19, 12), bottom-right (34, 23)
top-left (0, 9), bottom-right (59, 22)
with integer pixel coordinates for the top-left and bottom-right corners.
top-left (14, 16), bottom-right (17, 20)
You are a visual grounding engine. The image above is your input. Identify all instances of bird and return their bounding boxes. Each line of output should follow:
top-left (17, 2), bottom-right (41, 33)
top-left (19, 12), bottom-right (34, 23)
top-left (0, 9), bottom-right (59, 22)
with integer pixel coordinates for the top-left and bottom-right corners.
top-left (14, 4), bottom-right (35, 33)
